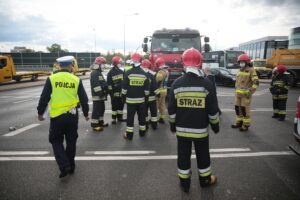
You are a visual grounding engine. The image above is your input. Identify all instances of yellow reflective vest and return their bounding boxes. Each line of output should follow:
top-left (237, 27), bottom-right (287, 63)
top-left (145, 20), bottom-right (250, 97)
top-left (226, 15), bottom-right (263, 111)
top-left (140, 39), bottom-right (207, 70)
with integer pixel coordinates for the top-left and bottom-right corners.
top-left (49, 72), bottom-right (80, 118)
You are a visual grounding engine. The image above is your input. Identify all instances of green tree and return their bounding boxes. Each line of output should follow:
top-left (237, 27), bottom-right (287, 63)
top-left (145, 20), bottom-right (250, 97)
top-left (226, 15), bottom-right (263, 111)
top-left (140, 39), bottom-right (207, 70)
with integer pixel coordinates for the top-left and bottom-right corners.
top-left (23, 48), bottom-right (35, 53)
top-left (46, 43), bottom-right (69, 53)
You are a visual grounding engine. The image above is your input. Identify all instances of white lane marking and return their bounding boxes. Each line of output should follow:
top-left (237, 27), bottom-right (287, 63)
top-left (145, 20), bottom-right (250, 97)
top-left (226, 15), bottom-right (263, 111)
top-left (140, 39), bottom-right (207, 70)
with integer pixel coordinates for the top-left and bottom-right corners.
top-left (2, 124), bottom-right (40, 137)
top-left (0, 151), bottom-right (294, 161)
top-left (210, 151), bottom-right (294, 158)
top-left (0, 151), bottom-right (49, 156)
top-left (85, 151), bottom-right (156, 155)
top-left (211, 148), bottom-right (251, 153)
top-left (13, 99), bottom-right (33, 104)
top-left (219, 109), bottom-right (296, 112)
top-left (86, 109), bottom-right (296, 114)
top-left (0, 96), bottom-right (14, 99)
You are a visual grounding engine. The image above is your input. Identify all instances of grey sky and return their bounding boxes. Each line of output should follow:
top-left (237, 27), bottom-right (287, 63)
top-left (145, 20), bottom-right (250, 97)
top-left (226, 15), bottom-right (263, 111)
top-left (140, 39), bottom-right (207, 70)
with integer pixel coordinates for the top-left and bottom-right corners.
top-left (0, 0), bottom-right (299, 53)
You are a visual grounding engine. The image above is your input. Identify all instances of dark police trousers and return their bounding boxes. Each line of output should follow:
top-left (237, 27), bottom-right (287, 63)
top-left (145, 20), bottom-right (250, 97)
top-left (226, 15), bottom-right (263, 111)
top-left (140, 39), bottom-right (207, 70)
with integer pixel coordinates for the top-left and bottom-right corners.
top-left (49, 112), bottom-right (78, 171)
top-left (91, 100), bottom-right (105, 127)
top-left (111, 97), bottom-right (124, 120)
top-left (126, 103), bottom-right (147, 137)
top-left (178, 137), bottom-right (211, 186)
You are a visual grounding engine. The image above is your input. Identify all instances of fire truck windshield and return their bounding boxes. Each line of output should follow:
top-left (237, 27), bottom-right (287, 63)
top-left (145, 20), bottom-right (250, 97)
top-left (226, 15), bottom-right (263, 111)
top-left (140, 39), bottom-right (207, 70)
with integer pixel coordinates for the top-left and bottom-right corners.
top-left (151, 35), bottom-right (200, 53)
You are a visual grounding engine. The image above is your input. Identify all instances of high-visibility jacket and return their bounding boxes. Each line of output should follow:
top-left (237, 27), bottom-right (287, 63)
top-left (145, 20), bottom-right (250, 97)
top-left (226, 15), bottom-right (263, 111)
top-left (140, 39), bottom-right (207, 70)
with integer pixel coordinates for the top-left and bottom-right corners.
top-left (122, 67), bottom-right (150, 104)
top-left (168, 72), bottom-right (219, 140)
top-left (235, 66), bottom-right (259, 96)
top-left (49, 72), bottom-right (80, 118)
top-left (156, 69), bottom-right (169, 93)
top-left (107, 66), bottom-right (124, 98)
top-left (270, 73), bottom-right (289, 99)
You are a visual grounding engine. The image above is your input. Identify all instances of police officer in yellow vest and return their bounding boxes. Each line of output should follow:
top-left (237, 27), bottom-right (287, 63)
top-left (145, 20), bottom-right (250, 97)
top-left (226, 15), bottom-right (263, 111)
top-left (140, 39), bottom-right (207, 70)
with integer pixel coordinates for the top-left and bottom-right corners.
top-left (37, 56), bottom-right (89, 178)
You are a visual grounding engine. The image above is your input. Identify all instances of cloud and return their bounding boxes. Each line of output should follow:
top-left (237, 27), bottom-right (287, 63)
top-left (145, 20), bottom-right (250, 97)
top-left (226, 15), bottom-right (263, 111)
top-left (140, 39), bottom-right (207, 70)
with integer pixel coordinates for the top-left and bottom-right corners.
top-left (0, 14), bottom-right (55, 43)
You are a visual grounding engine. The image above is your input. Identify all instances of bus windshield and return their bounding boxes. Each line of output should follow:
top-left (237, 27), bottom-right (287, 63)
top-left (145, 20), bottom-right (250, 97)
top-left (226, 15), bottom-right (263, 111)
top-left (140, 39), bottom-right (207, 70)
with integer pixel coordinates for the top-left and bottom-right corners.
top-left (226, 51), bottom-right (244, 68)
top-left (151, 35), bottom-right (200, 53)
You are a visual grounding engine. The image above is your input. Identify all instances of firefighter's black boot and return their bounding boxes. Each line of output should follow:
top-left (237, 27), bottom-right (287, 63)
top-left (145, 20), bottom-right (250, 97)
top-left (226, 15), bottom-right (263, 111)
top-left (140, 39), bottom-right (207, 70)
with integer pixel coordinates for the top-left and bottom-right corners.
top-left (199, 175), bottom-right (217, 188)
top-left (139, 130), bottom-right (147, 137)
top-left (231, 121), bottom-right (242, 128)
top-left (111, 119), bottom-right (117, 125)
top-left (99, 120), bottom-right (109, 127)
top-left (124, 132), bottom-right (133, 140)
top-left (179, 178), bottom-right (190, 193)
top-left (158, 118), bottom-right (165, 124)
top-left (239, 125), bottom-right (249, 132)
top-left (117, 115), bottom-right (127, 122)
top-left (151, 121), bottom-right (157, 130)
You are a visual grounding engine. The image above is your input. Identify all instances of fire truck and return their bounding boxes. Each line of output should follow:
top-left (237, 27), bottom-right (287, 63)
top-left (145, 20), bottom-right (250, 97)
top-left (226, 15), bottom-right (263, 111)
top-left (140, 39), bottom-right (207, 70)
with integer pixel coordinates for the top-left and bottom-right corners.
top-left (142, 28), bottom-right (210, 88)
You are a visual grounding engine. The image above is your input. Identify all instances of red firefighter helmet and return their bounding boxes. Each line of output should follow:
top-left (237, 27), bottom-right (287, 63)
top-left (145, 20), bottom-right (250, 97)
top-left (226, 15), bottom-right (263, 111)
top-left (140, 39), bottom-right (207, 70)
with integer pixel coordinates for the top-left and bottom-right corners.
top-left (131, 53), bottom-right (142, 63)
top-left (155, 58), bottom-right (165, 69)
top-left (94, 56), bottom-right (106, 65)
top-left (276, 64), bottom-right (287, 74)
top-left (182, 48), bottom-right (202, 68)
top-left (237, 54), bottom-right (250, 64)
top-left (141, 59), bottom-right (151, 69)
top-left (112, 56), bottom-right (122, 66)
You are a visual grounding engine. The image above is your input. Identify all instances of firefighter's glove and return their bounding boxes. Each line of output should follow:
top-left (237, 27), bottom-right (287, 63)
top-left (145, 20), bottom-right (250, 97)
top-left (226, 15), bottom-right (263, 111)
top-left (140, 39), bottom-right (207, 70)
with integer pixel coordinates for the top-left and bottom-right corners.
top-left (170, 122), bottom-right (176, 133)
top-left (211, 124), bottom-right (219, 134)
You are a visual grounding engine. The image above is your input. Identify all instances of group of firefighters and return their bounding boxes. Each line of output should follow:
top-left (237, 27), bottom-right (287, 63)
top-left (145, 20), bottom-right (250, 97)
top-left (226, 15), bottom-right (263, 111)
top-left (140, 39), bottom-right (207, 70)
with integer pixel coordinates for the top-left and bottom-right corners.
top-left (89, 53), bottom-right (169, 139)
top-left (37, 48), bottom-right (290, 192)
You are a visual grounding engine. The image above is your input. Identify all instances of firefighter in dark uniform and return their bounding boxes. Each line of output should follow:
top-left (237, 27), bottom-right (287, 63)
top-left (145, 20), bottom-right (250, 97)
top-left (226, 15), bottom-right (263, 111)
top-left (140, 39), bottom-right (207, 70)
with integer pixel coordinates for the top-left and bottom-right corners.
top-left (270, 64), bottom-right (289, 121)
top-left (37, 56), bottom-right (89, 178)
top-left (168, 48), bottom-right (219, 193)
top-left (107, 56), bottom-right (126, 124)
top-left (90, 56), bottom-right (109, 131)
top-left (141, 59), bottom-right (160, 130)
top-left (122, 53), bottom-right (150, 140)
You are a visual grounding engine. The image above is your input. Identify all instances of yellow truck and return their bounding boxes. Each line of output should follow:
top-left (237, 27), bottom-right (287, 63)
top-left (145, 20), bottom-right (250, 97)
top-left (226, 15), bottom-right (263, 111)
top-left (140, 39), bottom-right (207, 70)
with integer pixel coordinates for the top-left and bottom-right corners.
top-left (72, 57), bottom-right (90, 75)
top-left (266, 49), bottom-right (300, 86)
top-left (252, 59), bottom-right (272, 79)
top-left (0, 55), bottom-right (50, 84)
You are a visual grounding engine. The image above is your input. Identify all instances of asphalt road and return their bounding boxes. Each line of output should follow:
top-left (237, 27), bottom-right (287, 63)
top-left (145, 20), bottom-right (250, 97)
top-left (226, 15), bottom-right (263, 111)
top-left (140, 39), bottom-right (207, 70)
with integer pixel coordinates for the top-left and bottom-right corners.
top-left (0, 79), bottom-right (300, 200)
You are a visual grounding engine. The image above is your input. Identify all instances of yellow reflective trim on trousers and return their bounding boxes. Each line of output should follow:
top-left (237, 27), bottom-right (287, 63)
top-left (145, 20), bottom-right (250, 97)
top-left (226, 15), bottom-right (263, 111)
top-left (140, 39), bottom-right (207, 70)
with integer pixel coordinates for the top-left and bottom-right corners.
top-left (175, 92), bottom-right (207, 98)
top-left (236, 116), bottom-right (243, 122)
top-left (236, 89), bottom-right (250, 94)
top-left (243, 118), bottom-right (251, 123)
top-left (159, 88), bottom-right (167, 93)
top-left (199, 170), bottom-right (212, 177)
top-left (178, 173), bottom-right (191, 179)
top-left (126, 100), bottom-right (145, 104)
top-left (278, 111), bottom-right (286, 114)
top-left (169, 118), bottom-right (175, 123)
top-left (176, 131), bottom-right (208, 139)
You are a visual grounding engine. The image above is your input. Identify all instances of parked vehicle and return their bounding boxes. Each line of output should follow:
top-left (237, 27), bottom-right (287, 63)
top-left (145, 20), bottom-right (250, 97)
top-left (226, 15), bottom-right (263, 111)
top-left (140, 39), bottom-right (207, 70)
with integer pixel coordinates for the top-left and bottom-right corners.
top-left (0, 55), bottom-right (49, 83)
top-left (142, 28), bottom-right (210, 88)
top-left (210, 67), bottom-right (236, 87)
top-left (289, 96), bottom-right (300, 156)
top-left (252, 59), bottom-right (272, 79)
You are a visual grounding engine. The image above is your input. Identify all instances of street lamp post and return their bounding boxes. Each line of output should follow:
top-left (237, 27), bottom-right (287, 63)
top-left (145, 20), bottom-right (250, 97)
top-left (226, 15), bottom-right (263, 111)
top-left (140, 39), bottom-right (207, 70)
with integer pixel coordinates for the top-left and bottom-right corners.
top-left (123, 13), bottom-right (139, 59)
